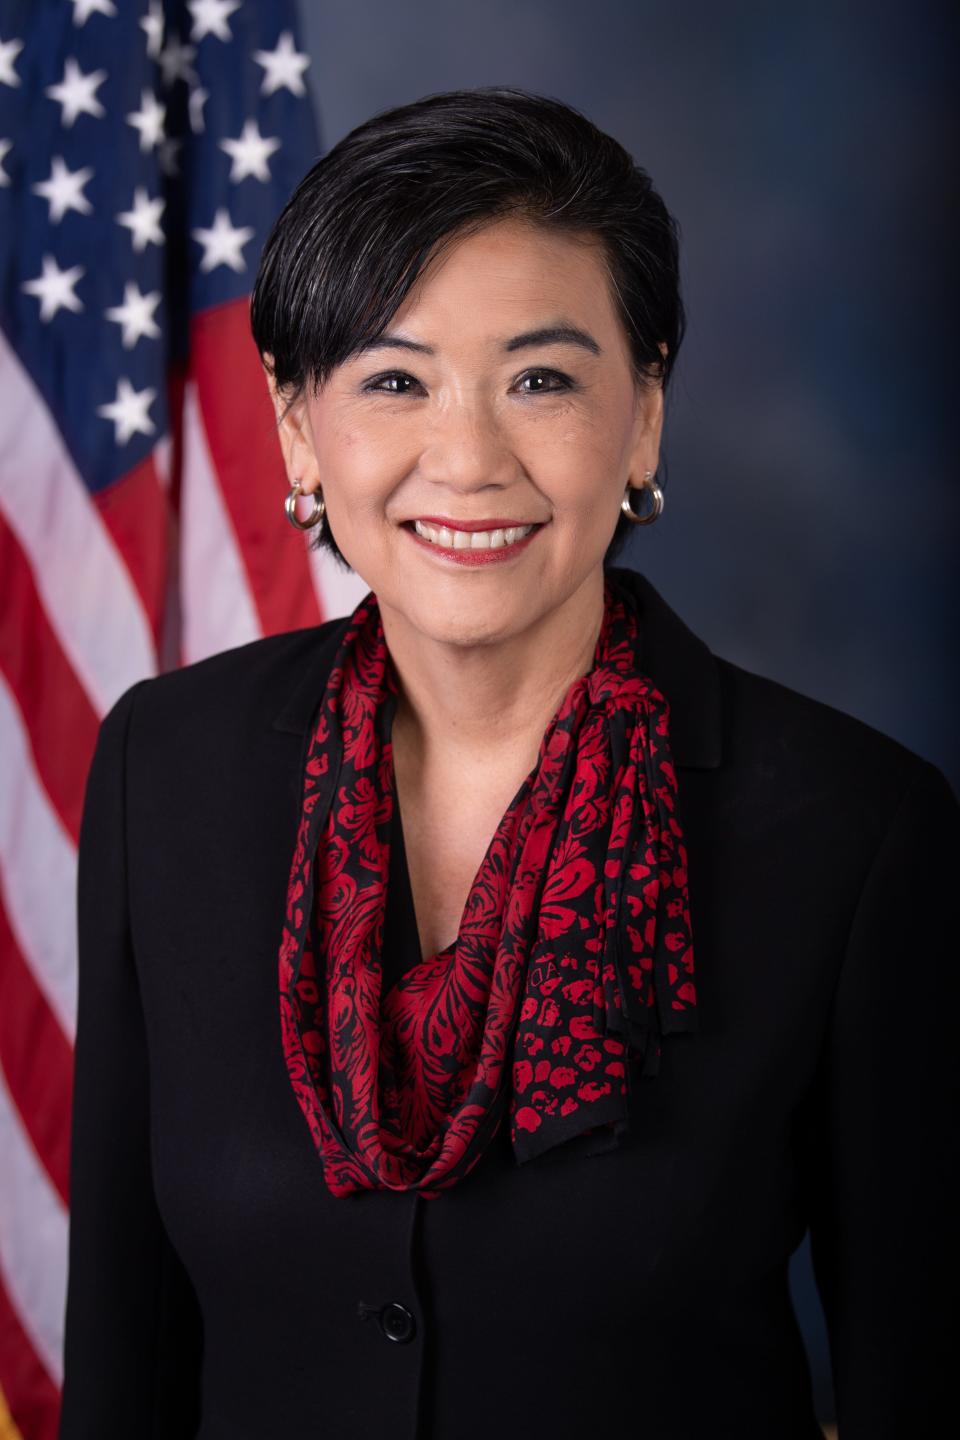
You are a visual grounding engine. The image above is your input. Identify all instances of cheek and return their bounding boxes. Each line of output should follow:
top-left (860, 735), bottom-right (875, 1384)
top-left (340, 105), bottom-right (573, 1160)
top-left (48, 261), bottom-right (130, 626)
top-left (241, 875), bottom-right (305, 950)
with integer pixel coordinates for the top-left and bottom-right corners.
top-left (533, 430), bottom-right (627, 514)
top-left (318, 427), bottom-right (402, 510)
top-left (535, 396), bottom-right (630, 463)
top-left (314, 395), bottom-right (405, 464)
top-left (322, 420), bottom-right (375, 462)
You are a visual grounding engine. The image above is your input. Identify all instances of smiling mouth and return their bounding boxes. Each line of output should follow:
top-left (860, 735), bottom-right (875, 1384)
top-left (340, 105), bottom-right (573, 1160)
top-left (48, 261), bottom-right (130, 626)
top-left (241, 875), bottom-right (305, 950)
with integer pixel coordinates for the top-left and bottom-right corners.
top-left (405, 519), bottom-right (545, 551)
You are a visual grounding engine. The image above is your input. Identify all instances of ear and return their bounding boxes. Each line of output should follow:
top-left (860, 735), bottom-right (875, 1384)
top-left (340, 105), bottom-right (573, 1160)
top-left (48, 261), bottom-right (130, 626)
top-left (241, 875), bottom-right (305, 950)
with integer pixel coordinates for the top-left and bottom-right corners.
top-left (628, 343), bottom-right (667, 482)
top-left (260, 354), bottom-right (322, 493)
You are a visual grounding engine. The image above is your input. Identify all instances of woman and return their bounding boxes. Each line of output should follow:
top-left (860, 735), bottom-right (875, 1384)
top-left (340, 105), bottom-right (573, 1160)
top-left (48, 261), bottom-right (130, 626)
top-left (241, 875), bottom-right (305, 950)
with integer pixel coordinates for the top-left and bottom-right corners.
top-left (59, 88), bottom-right (957, 1438)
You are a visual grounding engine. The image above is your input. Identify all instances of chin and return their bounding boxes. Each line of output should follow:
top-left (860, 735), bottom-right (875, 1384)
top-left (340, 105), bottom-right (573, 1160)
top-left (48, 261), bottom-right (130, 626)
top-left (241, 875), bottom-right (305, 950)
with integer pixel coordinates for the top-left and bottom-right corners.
top-left (417, 613), bottom-right (514, 648)
top-left (402, 594), bottom-right (534, 648)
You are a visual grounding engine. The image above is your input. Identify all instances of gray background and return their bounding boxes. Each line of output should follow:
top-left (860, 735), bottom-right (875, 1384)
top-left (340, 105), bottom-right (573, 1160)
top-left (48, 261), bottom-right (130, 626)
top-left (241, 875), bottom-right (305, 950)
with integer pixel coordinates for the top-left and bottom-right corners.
top-left (297, 0), bottom-right (958, 1419)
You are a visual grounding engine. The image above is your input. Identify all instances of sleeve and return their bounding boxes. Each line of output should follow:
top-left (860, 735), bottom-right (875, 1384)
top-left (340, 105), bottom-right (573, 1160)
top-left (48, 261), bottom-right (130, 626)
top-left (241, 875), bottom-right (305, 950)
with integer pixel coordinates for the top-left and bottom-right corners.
top-left (58, 680), bottom-right (203, 1439)
top-left (803, 756), bottom-right (960, 1437)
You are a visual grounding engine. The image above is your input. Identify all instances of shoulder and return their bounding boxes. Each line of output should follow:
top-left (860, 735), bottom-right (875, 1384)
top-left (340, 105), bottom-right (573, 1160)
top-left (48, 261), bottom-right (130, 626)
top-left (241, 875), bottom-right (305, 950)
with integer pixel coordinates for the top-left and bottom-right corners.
top-left (712, 650), bottom-right (957, 843)
top-left (148, 620), bottom-right (339, 712)
top-left (610, 564), bottom-right (953, 812)
top-left (101, 617), bottom-right (347, 763)
top-left (715, 649), bottom-right (919, 772)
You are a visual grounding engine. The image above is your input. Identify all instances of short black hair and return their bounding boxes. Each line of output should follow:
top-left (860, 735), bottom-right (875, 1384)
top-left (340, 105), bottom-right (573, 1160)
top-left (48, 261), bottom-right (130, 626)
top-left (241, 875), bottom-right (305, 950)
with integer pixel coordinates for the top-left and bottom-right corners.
top-left (251, 85), bottom-right (686, 572)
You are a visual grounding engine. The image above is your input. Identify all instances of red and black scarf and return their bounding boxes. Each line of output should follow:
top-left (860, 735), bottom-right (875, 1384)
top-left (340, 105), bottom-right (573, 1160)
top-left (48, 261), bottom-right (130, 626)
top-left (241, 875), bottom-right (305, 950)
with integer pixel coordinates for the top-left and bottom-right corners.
top-left (278, 573), bottom-right (697, 1199)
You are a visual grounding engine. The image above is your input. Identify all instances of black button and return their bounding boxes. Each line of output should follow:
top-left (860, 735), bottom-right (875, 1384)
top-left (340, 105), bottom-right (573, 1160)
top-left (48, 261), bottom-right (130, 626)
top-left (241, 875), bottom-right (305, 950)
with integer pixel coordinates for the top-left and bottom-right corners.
top-left (379, 1301), bottom-right (416, 1344)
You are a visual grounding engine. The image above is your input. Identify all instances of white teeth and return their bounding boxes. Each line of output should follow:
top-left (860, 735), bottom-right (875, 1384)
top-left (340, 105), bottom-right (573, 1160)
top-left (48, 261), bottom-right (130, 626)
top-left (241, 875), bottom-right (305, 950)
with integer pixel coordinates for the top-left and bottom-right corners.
top-left (412, 520), bottom-right (535, 549)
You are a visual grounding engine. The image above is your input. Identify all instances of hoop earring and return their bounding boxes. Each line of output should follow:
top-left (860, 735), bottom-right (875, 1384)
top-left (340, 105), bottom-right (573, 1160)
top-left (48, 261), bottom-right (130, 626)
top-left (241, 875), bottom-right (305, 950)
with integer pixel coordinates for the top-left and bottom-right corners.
top-left (621, 470), bottom-right (663, 525)
top-left (285, 480), bottom-right (325, 532)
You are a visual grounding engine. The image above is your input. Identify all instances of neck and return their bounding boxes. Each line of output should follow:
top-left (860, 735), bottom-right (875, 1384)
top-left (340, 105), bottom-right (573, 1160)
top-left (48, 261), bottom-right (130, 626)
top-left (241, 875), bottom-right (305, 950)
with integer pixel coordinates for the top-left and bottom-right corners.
top-left (379, 568), bottom-right (606, 774)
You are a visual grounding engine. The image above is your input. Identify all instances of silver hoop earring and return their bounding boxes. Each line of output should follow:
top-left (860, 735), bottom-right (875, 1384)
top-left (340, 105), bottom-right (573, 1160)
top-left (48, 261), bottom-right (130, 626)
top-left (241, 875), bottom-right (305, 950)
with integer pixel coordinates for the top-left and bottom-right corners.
top-left (285, 481), bottom-right (326, 532)
top-left (621, 470), bottom-right (663, 526)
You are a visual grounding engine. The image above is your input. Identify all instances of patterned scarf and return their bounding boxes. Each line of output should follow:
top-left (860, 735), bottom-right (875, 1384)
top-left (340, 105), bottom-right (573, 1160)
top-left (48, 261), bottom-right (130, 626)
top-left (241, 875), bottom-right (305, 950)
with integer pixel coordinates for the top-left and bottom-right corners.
top-left (278, 572), bottom-right (697, 1199)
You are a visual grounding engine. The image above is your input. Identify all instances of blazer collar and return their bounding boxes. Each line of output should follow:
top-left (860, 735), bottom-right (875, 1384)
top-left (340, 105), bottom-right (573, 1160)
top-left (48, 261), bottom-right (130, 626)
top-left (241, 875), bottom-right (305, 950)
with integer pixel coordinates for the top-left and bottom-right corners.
top-left (271, 565), bottom-right (722, 770)
top-left (608, 565), bottom-right (723, 769)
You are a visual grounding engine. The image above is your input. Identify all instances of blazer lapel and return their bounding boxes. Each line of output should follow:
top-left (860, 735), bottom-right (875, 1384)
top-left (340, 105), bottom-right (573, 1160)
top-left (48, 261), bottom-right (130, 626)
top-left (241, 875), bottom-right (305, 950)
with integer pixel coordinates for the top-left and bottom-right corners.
top-left (269, 566), bottom-right (723, 772)
top-left (271, 613), bottom-right (351, 738)
top-left (608, 566), bottom-right (723, 770)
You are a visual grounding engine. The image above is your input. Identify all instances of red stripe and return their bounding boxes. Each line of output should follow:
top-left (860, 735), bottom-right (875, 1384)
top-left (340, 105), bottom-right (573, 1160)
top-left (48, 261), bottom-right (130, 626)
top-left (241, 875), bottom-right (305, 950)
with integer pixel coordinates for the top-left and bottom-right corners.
top-left (190, 300), bottom-right (325, 635)
top-left (0, 902), bottom-right (72, 1206)
top-left (157, 364), bottom-right (188, 673)
top-left (0, 1270), bottom-right (60, 1440)
top-left (0, 513), bottom-right (99, 844)
top-left (91, 452), bottom-right (170, 659)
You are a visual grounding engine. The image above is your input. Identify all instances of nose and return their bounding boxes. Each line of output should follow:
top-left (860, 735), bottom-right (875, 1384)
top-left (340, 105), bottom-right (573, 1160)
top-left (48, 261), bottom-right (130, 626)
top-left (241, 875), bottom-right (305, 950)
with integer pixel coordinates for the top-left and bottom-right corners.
top-left (417, 393), bottom-right (518, 494)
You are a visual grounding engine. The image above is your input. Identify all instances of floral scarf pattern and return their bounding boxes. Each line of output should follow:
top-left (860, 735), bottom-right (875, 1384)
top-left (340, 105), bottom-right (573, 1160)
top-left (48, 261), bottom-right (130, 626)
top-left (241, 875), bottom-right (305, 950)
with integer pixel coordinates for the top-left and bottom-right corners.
top-left (278, 573), bottom-right (697, 1198)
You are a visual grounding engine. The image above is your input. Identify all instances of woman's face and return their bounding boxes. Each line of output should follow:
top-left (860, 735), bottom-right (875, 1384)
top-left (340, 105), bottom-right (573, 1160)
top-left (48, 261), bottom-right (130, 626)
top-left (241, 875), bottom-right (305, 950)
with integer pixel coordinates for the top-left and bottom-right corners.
top-left (267, 216), bottom-right (664, 649)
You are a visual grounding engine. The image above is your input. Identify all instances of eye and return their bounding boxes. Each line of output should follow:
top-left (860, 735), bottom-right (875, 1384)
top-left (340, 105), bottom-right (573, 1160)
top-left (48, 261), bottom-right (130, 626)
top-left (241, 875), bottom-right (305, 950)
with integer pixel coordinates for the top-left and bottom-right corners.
top-left (515, 368), bottom-right (573, 395)
top-left (361, 367), bottom-right (574, 397)
top-left (362, 371), bottom-right (424, 395)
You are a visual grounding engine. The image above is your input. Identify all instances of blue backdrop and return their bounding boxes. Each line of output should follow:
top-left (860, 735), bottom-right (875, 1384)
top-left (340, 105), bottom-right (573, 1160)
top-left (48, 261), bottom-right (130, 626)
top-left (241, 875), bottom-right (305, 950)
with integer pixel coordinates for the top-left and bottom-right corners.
top-left (297, 1), bottom-right (958, 1420)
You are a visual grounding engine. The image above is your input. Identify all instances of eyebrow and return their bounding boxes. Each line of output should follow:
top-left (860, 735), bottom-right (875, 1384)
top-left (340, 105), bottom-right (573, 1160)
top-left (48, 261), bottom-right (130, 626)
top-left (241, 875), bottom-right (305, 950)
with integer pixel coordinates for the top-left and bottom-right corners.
top-left (352, 322), bottom-right (602, 359)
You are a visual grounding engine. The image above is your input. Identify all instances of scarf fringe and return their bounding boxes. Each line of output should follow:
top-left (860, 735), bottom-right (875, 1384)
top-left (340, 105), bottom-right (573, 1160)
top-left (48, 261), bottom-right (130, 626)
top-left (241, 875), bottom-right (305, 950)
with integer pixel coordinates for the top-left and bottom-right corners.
top-left (585, 698), bottom-right (699, 1152)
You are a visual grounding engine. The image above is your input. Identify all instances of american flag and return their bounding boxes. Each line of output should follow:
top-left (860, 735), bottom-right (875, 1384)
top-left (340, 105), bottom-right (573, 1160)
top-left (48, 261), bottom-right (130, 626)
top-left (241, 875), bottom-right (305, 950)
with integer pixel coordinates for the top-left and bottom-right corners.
top-left (0, 2), bottom-right (364, 1433)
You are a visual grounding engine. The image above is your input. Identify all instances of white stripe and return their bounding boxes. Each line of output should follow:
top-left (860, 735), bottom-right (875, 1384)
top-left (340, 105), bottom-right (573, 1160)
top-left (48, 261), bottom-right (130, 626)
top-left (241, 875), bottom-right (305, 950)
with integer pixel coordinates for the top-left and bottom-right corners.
top-left (154, 431), bottom-right (173, 492)
top-left (0, 1062), bottom-right (67, 1387)
top-left (0, 674), bottom-right (77, 1041)
top-left (306, 541), bottom-right (370, 622)
top-left (179, 379), bottom-right (261, 663)
top-left (0, 329), bottom-right (157, 715)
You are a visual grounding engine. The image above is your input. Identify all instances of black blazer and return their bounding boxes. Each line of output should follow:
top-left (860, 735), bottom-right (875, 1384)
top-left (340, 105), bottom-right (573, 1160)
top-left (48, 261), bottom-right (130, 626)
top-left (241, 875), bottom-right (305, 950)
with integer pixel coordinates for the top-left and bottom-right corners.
top-left (59, 564), bottom-right (959, 1440)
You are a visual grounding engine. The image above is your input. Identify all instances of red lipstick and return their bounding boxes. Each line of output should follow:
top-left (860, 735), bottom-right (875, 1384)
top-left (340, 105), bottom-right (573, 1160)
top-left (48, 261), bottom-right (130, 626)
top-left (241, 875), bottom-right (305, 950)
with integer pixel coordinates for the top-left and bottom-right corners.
top-left (409, 516), bottom-right (541, 532)
top-left (404, 518), bottom-right (546, 567)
